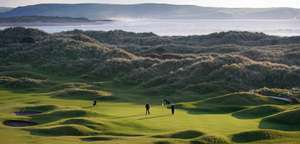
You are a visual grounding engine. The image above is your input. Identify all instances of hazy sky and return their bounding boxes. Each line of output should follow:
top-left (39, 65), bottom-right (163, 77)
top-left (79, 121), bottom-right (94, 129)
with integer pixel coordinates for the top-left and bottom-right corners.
top-left (1, 0), bottom-right (300, 8)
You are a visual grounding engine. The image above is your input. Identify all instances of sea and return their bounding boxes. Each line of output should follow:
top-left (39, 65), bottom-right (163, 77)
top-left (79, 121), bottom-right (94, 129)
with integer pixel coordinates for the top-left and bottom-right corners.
top-left (0, 19), bottom-right (300, 36)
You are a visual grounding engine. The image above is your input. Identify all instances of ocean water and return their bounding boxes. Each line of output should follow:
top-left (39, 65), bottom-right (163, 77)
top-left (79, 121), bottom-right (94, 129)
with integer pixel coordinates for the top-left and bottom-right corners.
top-left (1, 19), bottom-right (300, 36)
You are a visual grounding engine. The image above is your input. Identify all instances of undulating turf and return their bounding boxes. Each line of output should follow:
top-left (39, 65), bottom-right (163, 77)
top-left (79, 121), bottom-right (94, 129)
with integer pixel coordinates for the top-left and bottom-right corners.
top-left (231, 130), bottom-right (300, 143)
top-left (153, 130), bottom-right (205, 139)
top-left (191, 134), bottom-right (230, 144)
top-left (260, 108), bottom-right (300, 131)
top-left (0, 73), bottom-right (299, 144)
top-left (232, 105), bottom-right (285, 119)
top-left (27, 124), bottom-right (99, 136)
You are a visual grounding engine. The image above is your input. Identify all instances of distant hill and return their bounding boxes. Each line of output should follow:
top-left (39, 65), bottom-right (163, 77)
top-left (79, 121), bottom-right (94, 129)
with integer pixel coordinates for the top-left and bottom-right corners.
top-left (0, 16), bottom-right (93, 23)
top-left (0, 3), bottom-right (299, 19)
top-left (0, 7), bottom-right (13, 13)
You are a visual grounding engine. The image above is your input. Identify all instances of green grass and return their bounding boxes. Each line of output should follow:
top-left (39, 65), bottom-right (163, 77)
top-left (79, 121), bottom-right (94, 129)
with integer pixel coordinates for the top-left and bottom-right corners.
top-left (202, 92), bottom-right (286, 106)
top-left (0, 75), bottom-right (299, 144)
top-left (191, 134), bottom-right (230, 144)
top-left (19, 104), bottom-right (58, 112)
top-left (30, 109), bottom-right (99, 124)
top-left (231, 130), bottom-right (300, 143)
top-left (1, 29), bottom-right (300, 143)
top-left (179, 103), bottom-right (246, 114)
top-left (262, 108), bottom-right (300, 125)
top-left (50, 88), bottom-right (113, 100)
top-left (27, 124), bottom-right (99, 136)
top-left (232, 105), bottom-right (285, 119)
top-left (260, 108), bottom-right (300, 131)
top-left (61, 118), bottom-right (107, 131)
top-left (153, 130), bottom-right (205, 139)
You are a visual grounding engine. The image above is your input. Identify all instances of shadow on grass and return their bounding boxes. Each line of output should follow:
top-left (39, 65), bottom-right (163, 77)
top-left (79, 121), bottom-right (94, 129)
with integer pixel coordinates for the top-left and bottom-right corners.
top-left (232, 113), bottom-right (261, 119)
top-left (81, 136), bottom-right (117, 142)
top-left (178, 105), bottom-right (246, 115)
top-left (114, 114), bottom-right (146, 119)
top-left (82, 106), bottom-right (93, 109)
top-left (137, 114), bottom-right (171, 120)
top-left (259, 120), bottom-right (300, 131)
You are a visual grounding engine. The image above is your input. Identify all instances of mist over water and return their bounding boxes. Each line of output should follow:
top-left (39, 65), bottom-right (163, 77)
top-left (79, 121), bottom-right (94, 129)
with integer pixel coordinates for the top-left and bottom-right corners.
top-left (1, 19), bottom-right (300, 36)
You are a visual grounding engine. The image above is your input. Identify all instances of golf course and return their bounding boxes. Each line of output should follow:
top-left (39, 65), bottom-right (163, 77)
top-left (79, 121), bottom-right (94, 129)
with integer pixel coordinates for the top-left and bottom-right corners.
top-left (1, 75), bottom-right (300, 144)
top-left (1, 27), bottom-right (300, 144)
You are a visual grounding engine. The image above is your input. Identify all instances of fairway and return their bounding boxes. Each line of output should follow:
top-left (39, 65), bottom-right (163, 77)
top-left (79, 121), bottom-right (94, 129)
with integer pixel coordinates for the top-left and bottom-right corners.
top-left (0, 80), bottom-right (299, 144)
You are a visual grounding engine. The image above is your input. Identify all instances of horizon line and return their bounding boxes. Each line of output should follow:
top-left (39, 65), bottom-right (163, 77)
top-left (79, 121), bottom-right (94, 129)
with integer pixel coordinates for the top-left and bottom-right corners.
top-left (3, 2), bottom-right (300, 9)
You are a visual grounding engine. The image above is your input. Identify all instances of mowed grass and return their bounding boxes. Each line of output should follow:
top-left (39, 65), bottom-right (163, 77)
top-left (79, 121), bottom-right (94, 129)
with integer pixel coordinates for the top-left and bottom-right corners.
top-left (0, 80), bottom-right (300, 144)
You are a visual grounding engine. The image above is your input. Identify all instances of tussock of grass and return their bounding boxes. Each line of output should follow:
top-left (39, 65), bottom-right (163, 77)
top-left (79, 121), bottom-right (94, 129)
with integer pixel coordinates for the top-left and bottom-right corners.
top-left (232, 105), bottom-right (285, 119)
top-left (153, 130), bottom-right (204, 139)
top-left (191, 134), bottom-right (230, 144)
top-left (28, 124), bottom-right (98, 136)
top-left (231, 130), bottom-right (299, 143)
top-left (51, 88), bottom-right (113, 100)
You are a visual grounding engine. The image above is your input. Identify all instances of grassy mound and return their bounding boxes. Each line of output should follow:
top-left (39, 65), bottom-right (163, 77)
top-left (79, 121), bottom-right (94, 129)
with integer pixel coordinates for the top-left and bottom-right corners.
top-left (0, 76), bottom-right (49, 89)
top-left (255, 88), bottom-right (290, 97)
top-left (20, 105), bottom-right (58, 113)
top-left (0, 70), bottom-right (46, 80)
top-left (28, 124), bottom-right (98, 136)
top-left (231, 130), bottom-right (298, 143)
top-left (30, 109), bottom-right (98, 124)
top-left (184, 104), bottom-right (245, 114)
top-left (203, 92), bottom-right (284, 106)
top-left (263, 108), bottom-right (300, 125)
top-left (232, 105), bottom-right (285, 119)
top-left (49, 82), bottom-right (97, 91)
top-left (260, 108), bottom-right (300, 130)
top-left (62, 118), bottom-right (106, 131)
top-left (153, 130), bottom-right (204, 139)
top-left (51, 88), bottom-right (113, 100)
top-left (191, 135), bottom-right (230, 144)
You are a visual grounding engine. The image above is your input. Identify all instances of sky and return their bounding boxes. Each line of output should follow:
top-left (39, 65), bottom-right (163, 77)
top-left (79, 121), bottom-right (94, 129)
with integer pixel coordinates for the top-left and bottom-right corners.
top-left (1, 0), bottom-right (300, 8)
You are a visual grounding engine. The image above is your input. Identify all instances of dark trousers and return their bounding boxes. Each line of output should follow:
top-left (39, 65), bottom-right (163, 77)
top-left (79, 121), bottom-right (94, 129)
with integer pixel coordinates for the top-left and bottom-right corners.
top-left (146, 109), bottom-right (150, 115)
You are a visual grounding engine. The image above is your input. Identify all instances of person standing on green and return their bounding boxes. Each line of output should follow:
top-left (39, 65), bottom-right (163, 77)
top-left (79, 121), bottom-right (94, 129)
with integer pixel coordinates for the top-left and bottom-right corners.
top-left (145, 103), bottom-right (151, 115)
top-left (171, 104), bottom-right (175, 115)
top-left (93, 100), bottom-right (97, 107)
